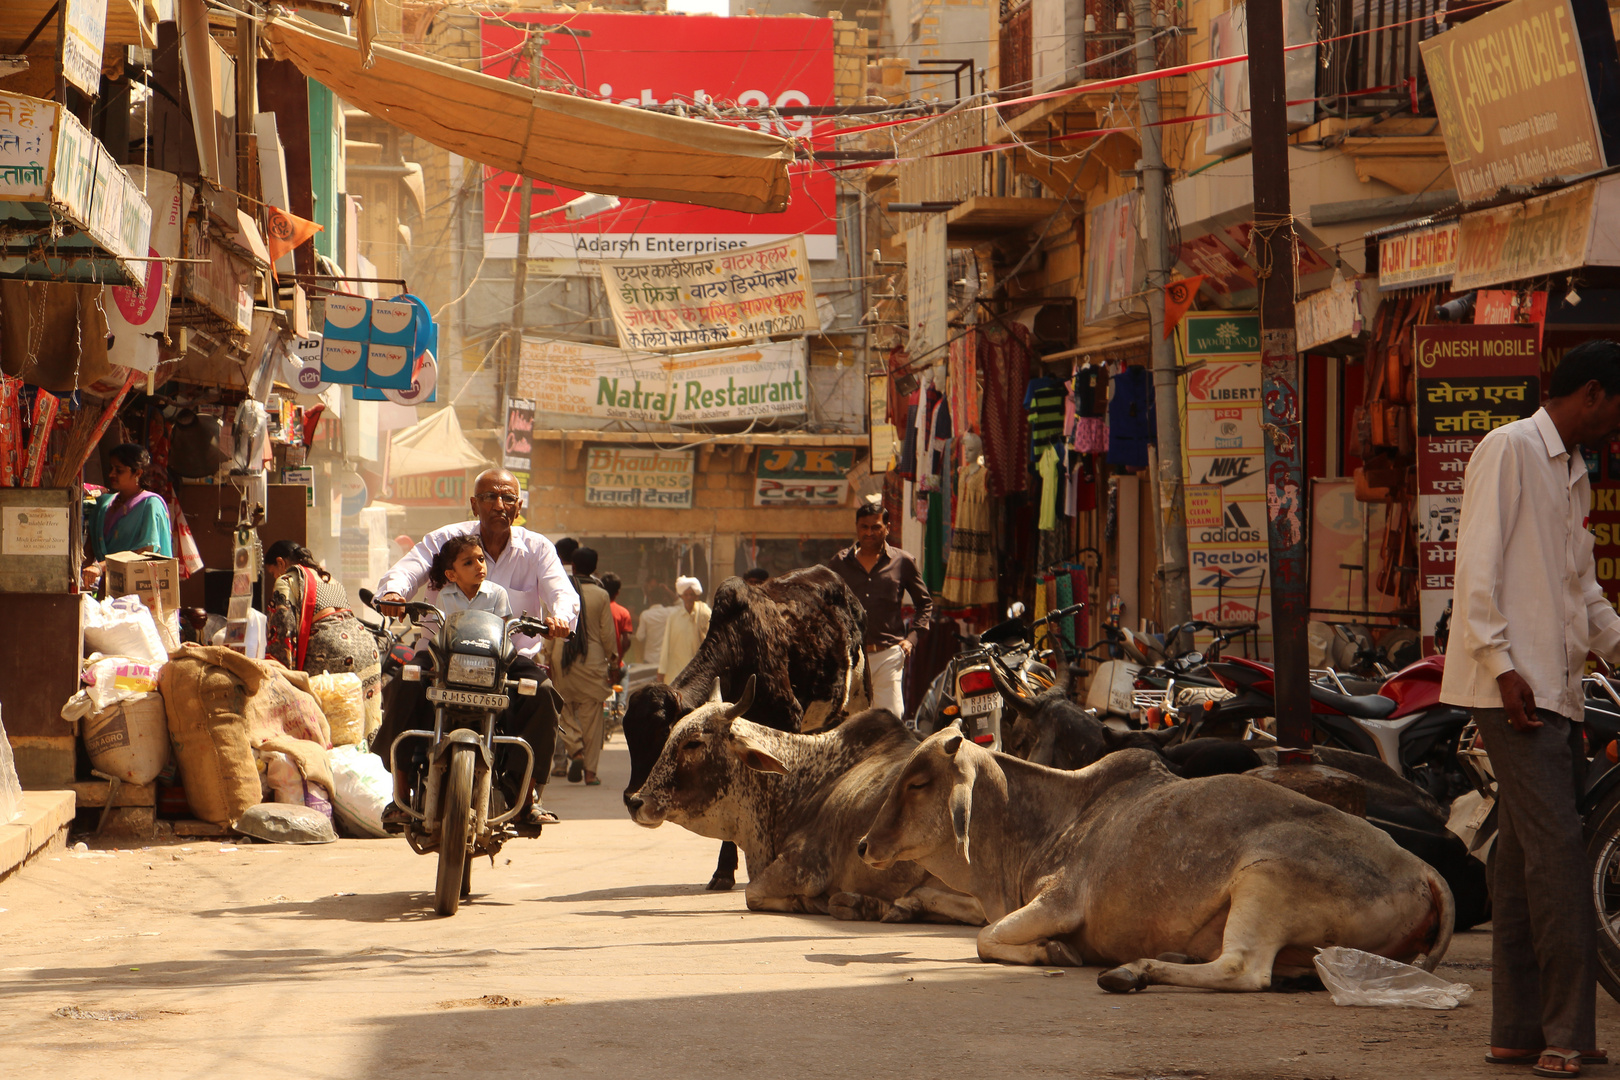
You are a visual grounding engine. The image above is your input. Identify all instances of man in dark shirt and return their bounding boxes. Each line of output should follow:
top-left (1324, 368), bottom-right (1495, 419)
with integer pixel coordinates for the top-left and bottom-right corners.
top-left (824, 501), bottom-right (933, 717)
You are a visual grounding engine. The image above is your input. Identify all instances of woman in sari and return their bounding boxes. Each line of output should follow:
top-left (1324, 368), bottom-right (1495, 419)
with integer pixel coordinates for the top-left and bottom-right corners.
top-left (263, 541), bottom-right (383, 740)
top-left (86, 443), bottom-right (172, 560)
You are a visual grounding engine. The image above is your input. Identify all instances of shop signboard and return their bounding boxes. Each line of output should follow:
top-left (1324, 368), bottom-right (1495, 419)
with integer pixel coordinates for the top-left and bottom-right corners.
top-left (106, 167), bottom-right (183, 374)
top-left (181, 211), bottom-right (255, 334)
top-left (62, 0), bottom-right (109, 97)
top-left (584, 447), bottom-right (694, 509)
top-left (1452, 179), bottom-right (1601, 290)
top-left (754, 448), bottom-right (854, 507)
top-left (907, 217), bottom-right (948, 365)
top-left (1181, 312), bottom-right (1272, 654)
top-left (1589, 441), bottom-right (1620, 610)
top-left (384, 470), bottom-right (467, 508)
top-left (1377, 222), bottom-right (1458, 291)
top-left (0, 92), bottom-right (152, 284)
top-left (1205, 0), bottom-right (1316, 154)
top-left (518, 337), bottom-right (807, 424)
top-left (480, 12), bottom-right (835, 262)
top-left (600, 237), bottom-right (815, 352)
top-left (1413, 324), bottom-right (1541, 651)
top-left (1421, 0), bottom-right (1612, 204)
top-left (1295, 275), bottom-right (1363, 352)
top-left (503, 398), bottom-right (535, 470)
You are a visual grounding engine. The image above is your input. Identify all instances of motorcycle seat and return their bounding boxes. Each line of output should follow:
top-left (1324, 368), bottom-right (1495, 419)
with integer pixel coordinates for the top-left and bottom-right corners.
top-left (1309, 683), bottom-right (1398, 719)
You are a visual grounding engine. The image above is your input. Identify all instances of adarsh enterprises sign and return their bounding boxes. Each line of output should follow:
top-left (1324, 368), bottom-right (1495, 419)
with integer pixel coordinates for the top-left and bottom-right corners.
top-left (1421, 0), bottom-right (1606, 203)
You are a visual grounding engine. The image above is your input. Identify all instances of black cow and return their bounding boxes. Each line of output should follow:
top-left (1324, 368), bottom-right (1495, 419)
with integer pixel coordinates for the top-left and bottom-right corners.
top-left (623, 565), bottom-right (866, 890)
top-left (996, 681), bottom-right (1491, 931)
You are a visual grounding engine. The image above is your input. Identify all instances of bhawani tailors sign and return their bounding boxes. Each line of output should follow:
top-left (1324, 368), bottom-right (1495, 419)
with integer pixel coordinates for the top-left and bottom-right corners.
top-left (1421, 0), bottom-right (1616, 203)
top-left (584, 447), bottom-right (695, 509)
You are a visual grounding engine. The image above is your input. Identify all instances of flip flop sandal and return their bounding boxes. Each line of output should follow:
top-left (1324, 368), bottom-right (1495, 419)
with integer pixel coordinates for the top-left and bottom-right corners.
top-left (584, 775), bottom-right (601, 786)
top-left (1533, 1050), bottom-right (1585, 1078)
top-left (567, 757), bottom-right (585, 783)
top-left (1489, 1053), bottom-right (1609, 1066)
top-left (550, 766), bottom-right (568, 778)
top-left (530, 807), bottom-right (561, 825)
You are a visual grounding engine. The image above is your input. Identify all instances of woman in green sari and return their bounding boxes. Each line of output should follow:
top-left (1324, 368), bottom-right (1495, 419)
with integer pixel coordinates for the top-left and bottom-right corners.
top-left (84, 444), bottom-right (172, 584)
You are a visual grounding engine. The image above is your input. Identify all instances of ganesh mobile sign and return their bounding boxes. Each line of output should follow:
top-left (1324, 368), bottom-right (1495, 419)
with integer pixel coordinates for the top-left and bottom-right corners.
top-left (1421, 0), bottom-right (1611, 204)
top-left (518, 337), bottom-right (807, 424)
top-left (1413, 325), bottom-right (1541, 651)
top-left (601, 238), bottom-right (816, 352)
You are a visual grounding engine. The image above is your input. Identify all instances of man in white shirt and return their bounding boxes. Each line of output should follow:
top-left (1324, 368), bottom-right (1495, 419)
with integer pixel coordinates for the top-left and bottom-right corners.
top-left (657, 576), bottom-right (711, 682)
top-left (1443, 341), bottom-right (1620, 1076)
top-left (373, 469), bottom-right (578, 830)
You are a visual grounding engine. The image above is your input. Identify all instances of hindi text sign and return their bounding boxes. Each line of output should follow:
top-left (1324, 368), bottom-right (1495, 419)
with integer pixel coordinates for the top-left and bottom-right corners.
top-left (584, 447), bottom-right (695, 509)
top-left (601, 238), bottom-right (816, 352)
top-left (755, 448), bottom-right (854, 507)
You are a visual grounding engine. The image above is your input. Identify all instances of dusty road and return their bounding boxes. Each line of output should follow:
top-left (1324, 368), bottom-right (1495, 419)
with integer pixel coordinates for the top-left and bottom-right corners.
top-left (1, 736), bottom-right (1614, 1080)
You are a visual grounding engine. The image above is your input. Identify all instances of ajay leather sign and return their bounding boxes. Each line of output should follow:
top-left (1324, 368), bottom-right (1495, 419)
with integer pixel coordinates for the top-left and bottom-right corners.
top-left (1421, 0), bottom-right (1610, 203)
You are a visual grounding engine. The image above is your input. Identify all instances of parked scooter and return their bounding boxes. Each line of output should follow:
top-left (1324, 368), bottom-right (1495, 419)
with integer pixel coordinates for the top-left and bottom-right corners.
top-left (912, 603), bottom-right (1084, 750)
top-left (368, 596), bottom-right (553, 916)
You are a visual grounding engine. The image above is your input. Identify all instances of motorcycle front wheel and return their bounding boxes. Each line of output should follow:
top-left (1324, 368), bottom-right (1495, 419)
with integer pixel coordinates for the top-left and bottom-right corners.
top-left (434, 746), bottom-right (476, 916)
top-left (1583, 786), bottom-right (1620, 1003)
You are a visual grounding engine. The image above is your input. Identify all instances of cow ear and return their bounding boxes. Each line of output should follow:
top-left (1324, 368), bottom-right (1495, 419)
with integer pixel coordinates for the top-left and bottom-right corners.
top-left (728, 727), bottom-right (787, 775)
top-left (725, 674), bottom-right (757, 719)
top-left (942, 733), bottom-right (963, 756)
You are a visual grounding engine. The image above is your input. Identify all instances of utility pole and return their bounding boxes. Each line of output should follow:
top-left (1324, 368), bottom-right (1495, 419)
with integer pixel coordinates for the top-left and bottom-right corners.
top-left (1246, 0), bottom-right (1311, 757)
top-left (1131, 0), bottom-right (1192, 641)
top-left (505, 29), bottom-right (541, 417)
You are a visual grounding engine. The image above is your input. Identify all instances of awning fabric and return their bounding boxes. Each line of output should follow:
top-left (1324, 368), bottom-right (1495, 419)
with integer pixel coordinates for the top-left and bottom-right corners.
top-left (261, 15), bottom-right (794, 215)
top-left (2, 0), bottom-right (158, 49)
top-left (389, 407), bottom-right (491, 479)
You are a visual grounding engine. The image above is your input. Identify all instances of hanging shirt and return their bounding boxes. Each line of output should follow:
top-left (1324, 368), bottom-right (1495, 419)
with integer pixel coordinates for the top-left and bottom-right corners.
top-left (1074, 365), bottom-right (1108, 417)
top-left (1038, 444), bottom-right (1061, 531)
top-left (1106, 365), bottom-right (1156, 469)
top-left (1024, 376), bottom-right (1067, 463)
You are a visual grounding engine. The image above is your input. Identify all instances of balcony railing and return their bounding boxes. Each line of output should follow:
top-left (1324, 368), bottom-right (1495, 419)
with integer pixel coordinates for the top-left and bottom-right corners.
top-left (896, 101), bottom-right (994, 207)
top-left (1317, 0), bottom-right (1440, 118)
top-left (998, 0), bottom-right (1185, 114)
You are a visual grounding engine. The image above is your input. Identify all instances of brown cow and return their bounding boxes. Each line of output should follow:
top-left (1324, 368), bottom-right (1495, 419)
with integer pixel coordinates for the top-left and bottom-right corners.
top-left (858, 729), bottom-right (1453, 992)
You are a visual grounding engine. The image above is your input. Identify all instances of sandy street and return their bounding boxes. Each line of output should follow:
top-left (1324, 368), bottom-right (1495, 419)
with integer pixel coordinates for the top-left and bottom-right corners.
top-left (0, 736), bottom-right (1613, 1080)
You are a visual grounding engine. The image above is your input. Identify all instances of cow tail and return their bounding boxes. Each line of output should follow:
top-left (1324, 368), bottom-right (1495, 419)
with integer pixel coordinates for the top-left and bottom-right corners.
top-left (1419, 867), bottom-right (1455, 972)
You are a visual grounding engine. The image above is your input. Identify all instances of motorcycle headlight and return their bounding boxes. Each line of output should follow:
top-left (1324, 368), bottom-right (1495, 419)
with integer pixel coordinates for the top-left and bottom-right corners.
top-left (447, 654), bottom-right (497, 688)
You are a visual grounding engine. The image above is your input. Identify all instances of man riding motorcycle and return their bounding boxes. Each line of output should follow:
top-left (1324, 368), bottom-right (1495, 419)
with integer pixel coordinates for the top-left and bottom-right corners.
top-left (371, 468), bottom-right (576, 831)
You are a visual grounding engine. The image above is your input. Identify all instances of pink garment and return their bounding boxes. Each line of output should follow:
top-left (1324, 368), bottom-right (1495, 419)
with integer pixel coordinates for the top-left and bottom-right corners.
top-left (1072, 416), bottom-right (1108, 454)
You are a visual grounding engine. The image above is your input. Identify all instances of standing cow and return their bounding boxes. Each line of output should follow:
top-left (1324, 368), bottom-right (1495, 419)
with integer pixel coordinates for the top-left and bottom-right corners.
top-left (623, 566), bottom-right (866, 890)
top-left (627, 682), bottom-right (981, 925)
top-left (859, 730), bottom-right (1453, 992)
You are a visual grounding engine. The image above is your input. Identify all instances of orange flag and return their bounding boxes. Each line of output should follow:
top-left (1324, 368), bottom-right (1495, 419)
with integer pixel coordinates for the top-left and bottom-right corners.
top-left (265, 206), bottom-right (322, 277)
top-left (1163, 275), bottom-right (1206, 340)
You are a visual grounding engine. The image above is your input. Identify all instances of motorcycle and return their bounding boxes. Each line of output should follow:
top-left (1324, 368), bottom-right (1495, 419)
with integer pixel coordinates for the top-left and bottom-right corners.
top-left (370, 597), bottom-right (553, 916)
top-left (912, 603), bottom-right (1085, 750)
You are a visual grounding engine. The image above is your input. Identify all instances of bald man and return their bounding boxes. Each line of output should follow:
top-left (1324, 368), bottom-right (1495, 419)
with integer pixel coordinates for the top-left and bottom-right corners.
top-left (374, 468), bottom-right (578, 829)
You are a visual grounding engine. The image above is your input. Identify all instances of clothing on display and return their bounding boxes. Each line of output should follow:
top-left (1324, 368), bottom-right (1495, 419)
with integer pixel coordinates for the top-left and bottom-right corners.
top-left (978, 321), bottom-right (1033, 497)
top-left (1106, 364), bottom-right (1156, 468)
top-left (1024, 376), bottom-right (1066, 462)
top-left (1037, 444), bottom-right (1061, 531)
top-left (942, 459), bottom-right (996, 606)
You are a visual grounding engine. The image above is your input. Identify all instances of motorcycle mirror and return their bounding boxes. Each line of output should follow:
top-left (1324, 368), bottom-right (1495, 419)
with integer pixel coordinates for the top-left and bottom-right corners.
top-left (515, 678), bottom-right (537, 697)
top-left (1007, 602), bottom-right (1026, 619)
top-left (402, 664), bottom-right (422, 683)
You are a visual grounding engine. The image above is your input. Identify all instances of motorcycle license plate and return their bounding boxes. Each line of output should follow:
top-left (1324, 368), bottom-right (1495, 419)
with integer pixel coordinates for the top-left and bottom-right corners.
top-left (426, 687), bottom-right (510, 710)
top-left (960, 693), bottom-right (1000, 717)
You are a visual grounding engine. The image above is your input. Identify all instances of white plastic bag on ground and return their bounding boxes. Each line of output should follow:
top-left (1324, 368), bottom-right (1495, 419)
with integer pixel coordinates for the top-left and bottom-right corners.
top-left (1314, 947), bottom-right (1473, 1009)
top-left (329, 744), bottom-right (392, 838)
top-left (81, 595), bottom-right (167, 666)
top-left (0, 706), bottom-right (22, 826)
top-left (307, 672), bottom-right (366, 746)
top-left (82, 655), bottom-right (163, 711)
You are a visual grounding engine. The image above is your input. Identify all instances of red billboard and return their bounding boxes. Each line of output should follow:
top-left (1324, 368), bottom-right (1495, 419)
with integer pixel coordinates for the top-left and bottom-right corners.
top-left (479, 13), bottom-right (837, 261)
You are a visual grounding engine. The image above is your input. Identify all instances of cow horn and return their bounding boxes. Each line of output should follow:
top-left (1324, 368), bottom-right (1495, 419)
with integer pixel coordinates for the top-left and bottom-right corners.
top-left (989, 659), bottom-right (1040, 717)
top-left (725, 675), bottom-right (757, 719)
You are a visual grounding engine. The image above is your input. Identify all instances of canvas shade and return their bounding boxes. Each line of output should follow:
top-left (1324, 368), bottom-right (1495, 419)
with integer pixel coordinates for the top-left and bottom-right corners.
top-left (388, 406), bottom-right (490, 478)
top-left (260, 14), bottom-right (794, 215)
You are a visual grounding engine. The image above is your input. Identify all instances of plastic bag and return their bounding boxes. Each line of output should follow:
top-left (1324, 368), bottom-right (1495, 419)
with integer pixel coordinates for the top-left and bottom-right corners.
top-left (329, 744), bottom-right (392, 838)
top-left (1314, 947), bottom-right (1473, 1009)
top-left (233, 802), bottom-right (337, 844)
top-left (0, 706), bottom-right (22, 826)
top-left (307, 672), bottom-right (366, 747)
top-left (82, 655), bottom-right (162, 711)
top-left (81, 594), bottom-right (167, 666)
top-left (261, 750), bottom-right (333, 823)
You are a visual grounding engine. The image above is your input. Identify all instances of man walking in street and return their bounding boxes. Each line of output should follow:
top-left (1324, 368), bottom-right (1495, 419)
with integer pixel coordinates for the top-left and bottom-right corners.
top-left (551, 547), bottom-right (619, 786)
top-left (824, 500), bottom-right (932, 717)
top-left (374, 468), bottom-right (576, 828)
top-left (656, 576), bottom-right (710, 683)
top-left (1443, 341), bottom-right (1620, 1077)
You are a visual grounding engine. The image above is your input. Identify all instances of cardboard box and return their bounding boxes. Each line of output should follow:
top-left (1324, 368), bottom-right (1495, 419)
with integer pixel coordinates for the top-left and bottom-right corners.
top-left (104, 551), bottom-right (181, 615)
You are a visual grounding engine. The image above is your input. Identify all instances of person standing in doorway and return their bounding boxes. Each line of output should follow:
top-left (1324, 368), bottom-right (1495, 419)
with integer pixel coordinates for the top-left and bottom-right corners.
top-left (825, 500), bottom-right (933, 718)
top-left (1443, 341), bottom-right (1620, 1078)
top-left (550, 547), bottom-right (619, 786)
top-left (656, 577), bottom-right (710, 683)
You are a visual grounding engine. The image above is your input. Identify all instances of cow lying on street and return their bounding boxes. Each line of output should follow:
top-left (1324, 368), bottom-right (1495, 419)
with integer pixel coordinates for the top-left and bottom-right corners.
top-left (627, 680), bottom-right (982, 925)
top-left (998, 680), bottom-right (1491, 931)
top-left (623, 566), bottom-right (867, 891)
top-left (858, 730), bottom-right (1453, 992)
